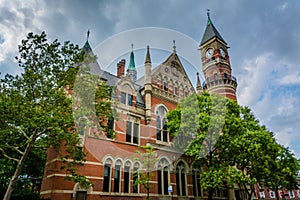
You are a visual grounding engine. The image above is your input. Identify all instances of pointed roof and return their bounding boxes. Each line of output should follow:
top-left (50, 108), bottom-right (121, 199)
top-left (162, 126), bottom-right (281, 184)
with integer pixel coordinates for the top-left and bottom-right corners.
top-left (144, 45), bottom-right (151, 64)
top-left (200, 12), bottom-right (226, 45)
top-left (128, 49), bottom-right (136, 70)
top-left (82, 30), bottom-right (94, 54)
top-left (82, 40), bottom-right (93, 54)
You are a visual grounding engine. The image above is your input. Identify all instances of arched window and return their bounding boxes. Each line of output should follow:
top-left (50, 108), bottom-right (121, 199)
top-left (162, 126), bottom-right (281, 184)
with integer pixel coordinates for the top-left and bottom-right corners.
top-left (124, 161), bottom-right (131, 193)
top-left (103, 158), bottom-right (113, 192)
top-left (176, 161), bottom-right (187, 196)
top-left (133, 162), bottom-right (140, 193)
top-left (157, 158), bottom-right (170, 195)
top-left (192, 163), bottom-right (202, 197)
top-left (214, 73), bottom-right (218, 80)
top-left (114, 160), bottom-right (122, 192)
top-left (224, 73), bottom-right (228, 79)
top-left (156, 106), bottom-right (168, 142)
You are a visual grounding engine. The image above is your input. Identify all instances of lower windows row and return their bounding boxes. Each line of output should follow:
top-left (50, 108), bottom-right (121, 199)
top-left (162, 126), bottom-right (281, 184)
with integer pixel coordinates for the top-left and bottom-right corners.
top-left (102, 160), bottom-right (201, 197)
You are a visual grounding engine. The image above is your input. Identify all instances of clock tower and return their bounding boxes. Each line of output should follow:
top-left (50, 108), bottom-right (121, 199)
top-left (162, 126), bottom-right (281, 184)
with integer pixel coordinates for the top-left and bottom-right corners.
top-left (200, 11), bottom-right (237, 100)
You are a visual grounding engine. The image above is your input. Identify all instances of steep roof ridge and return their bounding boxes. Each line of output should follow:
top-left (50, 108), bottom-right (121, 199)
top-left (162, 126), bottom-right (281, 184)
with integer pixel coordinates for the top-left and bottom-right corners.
top-left (200, 12), bottom-right (226, 45)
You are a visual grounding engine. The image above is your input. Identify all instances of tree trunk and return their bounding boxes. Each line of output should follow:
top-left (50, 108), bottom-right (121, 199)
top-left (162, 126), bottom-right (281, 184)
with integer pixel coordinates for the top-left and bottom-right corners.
top-left (208, 187), bottom-right (214, 200)
top-left (3, 133), bottom-right (37, 200)
top-left (275, 188), bottom-right (280, 200)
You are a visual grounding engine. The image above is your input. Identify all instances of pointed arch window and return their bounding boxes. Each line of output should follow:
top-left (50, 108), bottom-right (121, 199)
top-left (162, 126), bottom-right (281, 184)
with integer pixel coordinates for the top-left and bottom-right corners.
top-left (214, 73), bottom-right (218, 80)
top-left (176, 161), bottom-right (187, 196)
top-left (157, 158), bottom-right (169, 195)
top-left (133, 162), bottom-right (140, 193)
top-left (103, 158), bottom-right (113, 192)
top-left (114, 160), bottom-right (122, 192)
top-left (124, 161), bottom-right (131, 193)
top-left (156, 106), bottom-right (168, 142)
top-left (192, 163), bottom-right (202, 197)
top-left (163, 82), bottom-right (168, 91)
top-left (224, 73), bottom-right (228, 79)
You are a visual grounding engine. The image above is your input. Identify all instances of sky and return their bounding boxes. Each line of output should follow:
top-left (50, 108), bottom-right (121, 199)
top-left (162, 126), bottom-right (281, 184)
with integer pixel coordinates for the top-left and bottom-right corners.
top-left (0, 0), bottom-right (299, 158)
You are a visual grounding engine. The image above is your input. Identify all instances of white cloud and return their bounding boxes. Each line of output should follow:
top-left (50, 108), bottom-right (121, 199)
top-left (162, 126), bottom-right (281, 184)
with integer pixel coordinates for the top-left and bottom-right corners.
top-left (237, 53), bottom-right (273, 106)
top-left (102, 1), bottom-right (143, 33)
top-left (279, 73), bottom-right (300, 85)
top-left (277, 2), bottom-right (288, 11)
top-left (0, 0), bottom-right (44, 63)
top-left (237, 53), bottom-right (300, 157)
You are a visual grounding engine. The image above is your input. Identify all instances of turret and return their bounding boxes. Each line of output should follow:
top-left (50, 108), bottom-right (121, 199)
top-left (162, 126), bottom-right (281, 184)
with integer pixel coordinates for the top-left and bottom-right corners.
top-left (144, 46), bottom-right (152, 124)
top-left (200, 11), bottom-right (237, 100)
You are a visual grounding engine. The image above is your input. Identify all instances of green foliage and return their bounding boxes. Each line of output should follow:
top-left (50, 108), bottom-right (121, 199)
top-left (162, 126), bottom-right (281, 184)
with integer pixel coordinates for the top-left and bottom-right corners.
top-left (167, 92), bottom-right (299, 200)
top-left (72, 53), bottom-right (116, 139)
top-left (0, 31), bottom-right (115, 199)
top-left (134, 145), bottom-right (159, 200)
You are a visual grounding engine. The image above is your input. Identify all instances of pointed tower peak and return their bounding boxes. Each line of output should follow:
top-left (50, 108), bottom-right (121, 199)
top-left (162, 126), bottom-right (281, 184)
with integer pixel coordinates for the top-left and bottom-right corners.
top-left (206, 9), bottom-right (212, 25)
top-left (173, 40), bottom-right (176, 53)
top-left (128, 45), bottom-right (136, 70)
top-left (200, 11), bottom-right (226, 45)
top-left (145, 45), bottom-right (151, 64)
top-left (127, 44), bottom-right (137, 82)
top-left (87, 29), bottom-right (90, 42)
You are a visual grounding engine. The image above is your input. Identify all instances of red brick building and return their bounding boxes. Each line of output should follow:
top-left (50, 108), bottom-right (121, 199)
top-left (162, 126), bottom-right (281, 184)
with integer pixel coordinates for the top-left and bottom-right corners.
top-left (40, 13), bottom-right (237, 200)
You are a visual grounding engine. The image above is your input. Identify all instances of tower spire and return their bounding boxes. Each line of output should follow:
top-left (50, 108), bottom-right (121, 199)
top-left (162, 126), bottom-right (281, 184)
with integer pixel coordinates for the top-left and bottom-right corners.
top-left (145, 45), bottom-right (151, 64)
top-left (200, 10), bottom-right (226, 45)
top-left (173, 40), bottom-right (176, 53)
top-left (206, 9), bottom-right (212, 25)
top-left (127, 44), bottom-right (137, 82)
top-left (128, 44), bottom-right (136, 70)
top-left (87, 29), bottom-right (90, 41)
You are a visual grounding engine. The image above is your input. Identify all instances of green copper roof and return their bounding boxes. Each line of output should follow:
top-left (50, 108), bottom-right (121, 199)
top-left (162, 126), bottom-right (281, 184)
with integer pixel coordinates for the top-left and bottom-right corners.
top-left (200, 15), bottom-right (226, 45)
top-left (128, 51), bottom-right (136, 70)
top-left (82, 41), bottom-right (93, 54)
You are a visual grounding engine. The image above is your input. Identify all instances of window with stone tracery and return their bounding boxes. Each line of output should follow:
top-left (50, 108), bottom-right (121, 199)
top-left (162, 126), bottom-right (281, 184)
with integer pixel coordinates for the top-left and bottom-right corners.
top-left (157, 158), bottom-right (170, 195)
top-left (133, 162), bottom-right (140, 193)
top-left (103, 158), bottom-right (113, 192)
top-left (192, 163), bottom-right (202, 197)
top-left (176, 161), bottom-right (187, 196)
top-left (124, 161), bottom-right (131, 193)
top-left (113, 159), bottom-right (122, 192)
top-left (156, 106), bottom-right (168, 142)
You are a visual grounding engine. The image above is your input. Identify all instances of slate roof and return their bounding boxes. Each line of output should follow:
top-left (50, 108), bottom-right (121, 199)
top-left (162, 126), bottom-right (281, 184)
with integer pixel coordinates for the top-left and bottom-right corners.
top-left (81, 40), bottom-right (145, 108)
top-left (200, 15), bottom-right (226, 45)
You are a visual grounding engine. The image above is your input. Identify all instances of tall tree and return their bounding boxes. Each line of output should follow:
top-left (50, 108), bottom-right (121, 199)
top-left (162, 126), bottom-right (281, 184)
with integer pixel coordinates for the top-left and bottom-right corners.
top-left (0, 31), bottom-right (114, 200)
top-left (167, 92), bottom-right (299, 200)
top-left (262, 145), bottom-right (299, 200)
top-left (168, 92), bottom-right (242, 200)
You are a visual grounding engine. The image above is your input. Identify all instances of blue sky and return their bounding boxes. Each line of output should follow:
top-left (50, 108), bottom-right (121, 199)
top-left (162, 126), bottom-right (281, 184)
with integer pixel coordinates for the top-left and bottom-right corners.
top-left (0, 0), bottom-right (299, 157)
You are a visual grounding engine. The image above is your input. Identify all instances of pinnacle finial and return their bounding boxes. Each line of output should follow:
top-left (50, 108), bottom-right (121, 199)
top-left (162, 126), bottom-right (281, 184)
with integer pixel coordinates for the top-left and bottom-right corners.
top-left (196, 72), bottom-right (202, 90)
top-left (206, 9), bottom-right (210, 18)
top-left (206, 9), bottom-right (212, 25)
top-left (131, 43), bottom-right (134, 52)
top-left (145, 45), bottom-right (151, 64)
top-left (173, 40), bottom-right (176, 53)
top-left (87, 29), bottom-right (90, 41)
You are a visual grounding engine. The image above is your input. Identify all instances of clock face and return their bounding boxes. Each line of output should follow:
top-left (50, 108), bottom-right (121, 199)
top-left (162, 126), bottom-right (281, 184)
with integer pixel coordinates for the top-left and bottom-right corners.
top-left (220, 48), bottom-right (225, 57)
top-left (206, 48), bottom-right (214, 58)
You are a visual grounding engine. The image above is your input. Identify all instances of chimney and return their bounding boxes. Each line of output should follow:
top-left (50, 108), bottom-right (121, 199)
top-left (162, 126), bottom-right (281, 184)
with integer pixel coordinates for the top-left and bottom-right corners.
top-left (117, 59), bottom-right (125, 77)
